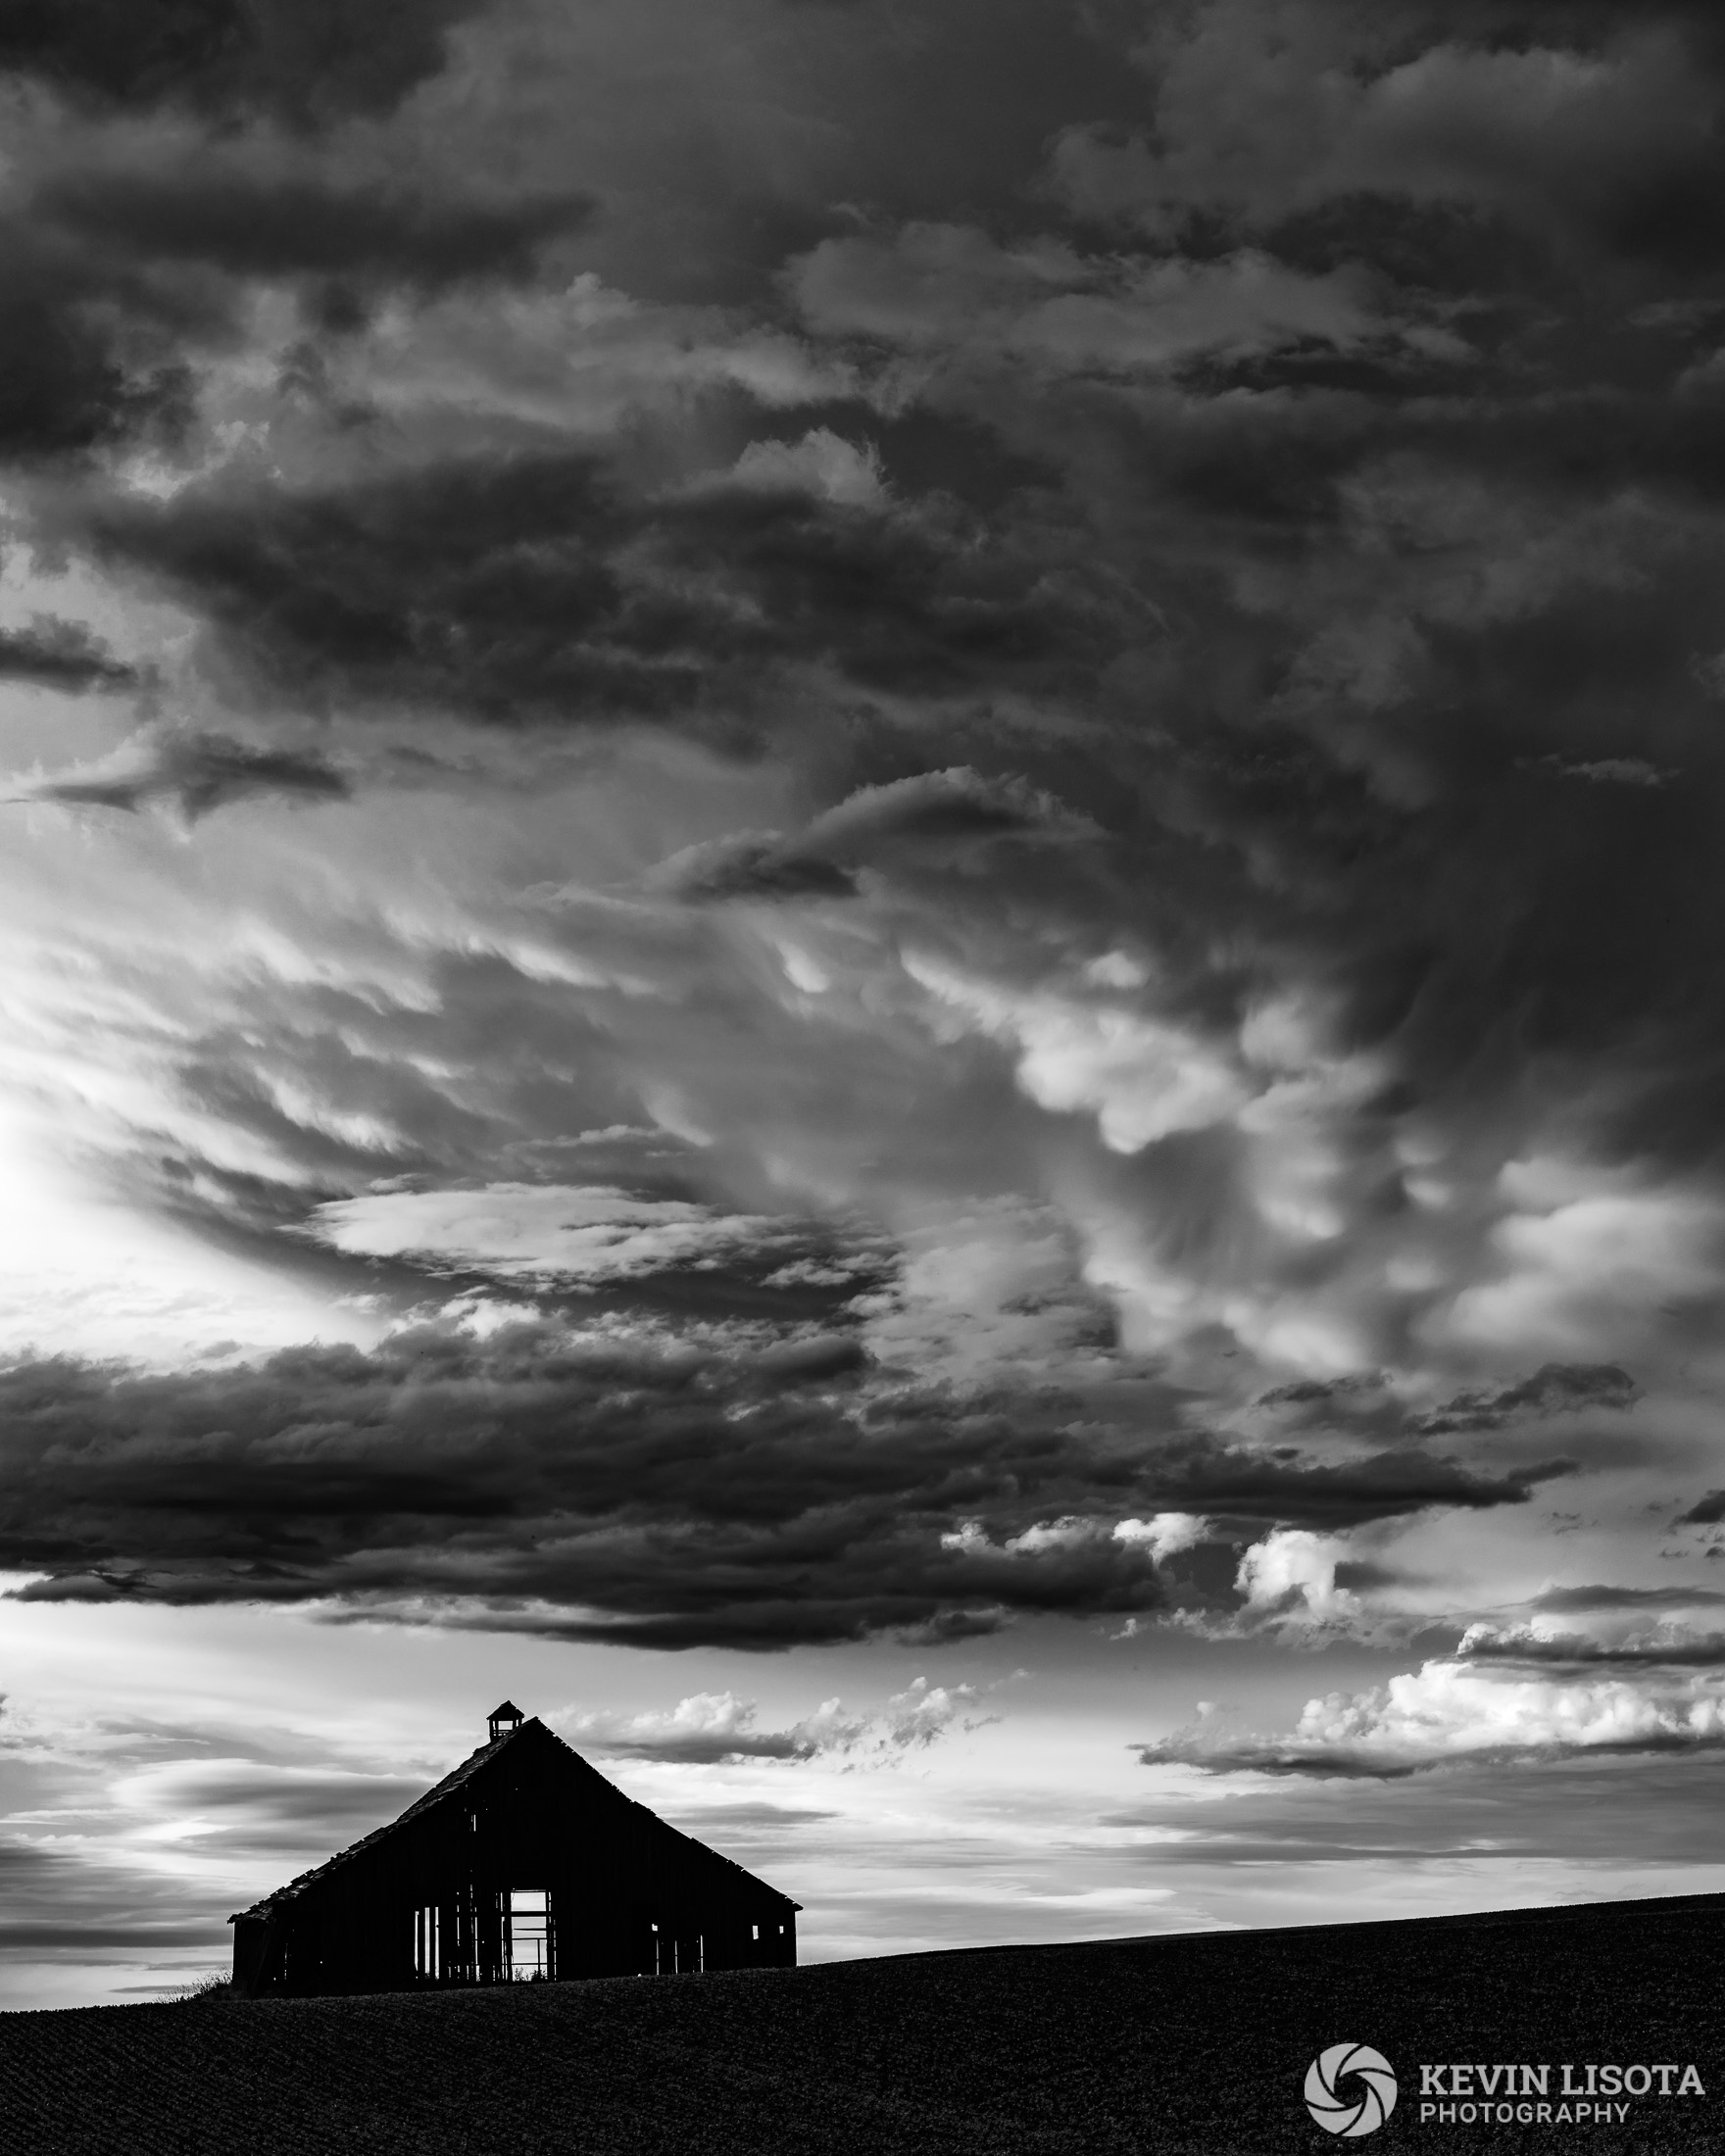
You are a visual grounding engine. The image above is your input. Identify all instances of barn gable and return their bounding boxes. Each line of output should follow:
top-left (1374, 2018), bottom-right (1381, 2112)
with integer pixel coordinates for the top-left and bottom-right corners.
top-left (228, 1713), bottom-right (799, 1996)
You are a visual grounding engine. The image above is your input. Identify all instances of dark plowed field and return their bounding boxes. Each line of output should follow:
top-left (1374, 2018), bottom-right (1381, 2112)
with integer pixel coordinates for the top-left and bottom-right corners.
top-left (5, 1893), bottom-right (1723, 2154)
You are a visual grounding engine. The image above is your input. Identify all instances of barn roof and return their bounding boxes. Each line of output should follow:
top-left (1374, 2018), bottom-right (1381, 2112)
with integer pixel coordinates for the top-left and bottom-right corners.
top-left (227, 1716), bottom-right (799, 1924)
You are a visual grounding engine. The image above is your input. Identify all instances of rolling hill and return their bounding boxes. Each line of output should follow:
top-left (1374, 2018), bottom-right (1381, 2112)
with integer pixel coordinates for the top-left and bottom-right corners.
top-left (7, 1892), bottom-right (1723, 2154)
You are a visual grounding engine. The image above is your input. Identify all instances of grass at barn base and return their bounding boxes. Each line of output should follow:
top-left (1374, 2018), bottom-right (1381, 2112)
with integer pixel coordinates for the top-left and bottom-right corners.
top-left (7, 1892), bottom-right (1723, 2154)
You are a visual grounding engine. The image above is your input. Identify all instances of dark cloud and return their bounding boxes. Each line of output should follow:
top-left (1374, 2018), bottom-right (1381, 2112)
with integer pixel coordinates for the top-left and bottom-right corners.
top-left (8, 0), bottom-right (1725, 1686)
top-left (18, 731), bottom-right (349, 819)
top-left (0, 1326), bottom-right (1559, 1648)
top-left (0, 616), bottom-right (137, 691)
top-left (1459, 1628), bottom-right (1725, 1666)
top-left (77, 454), bottom-right (1143, 726)
top-left (0, 226), bottom-right (191, 460)
top-left (649, 833), bottom-right (862, 904)
top-left (1134, 1740), bottom-right (1428, 1782)
top-left (0, 0), bottom-right (484, 126)
top-left (25, 0), bottom-right (1725, 1204)
top-left (1677, 1490), bottom-right (1725, 1525)
top-left (1417, 1363), bottom-right (1639, 1435)
top-left (586, 1729), bottom-right (817, 1765)
top-left (1523, 1583), bottom-right (1725, 1612)
top-left (36, 170), bottom-right (595, 292)
top-left (650, 769), bottom-right (1097, 902)
top-left (1135, 1728), bottom-right (1725, 1779)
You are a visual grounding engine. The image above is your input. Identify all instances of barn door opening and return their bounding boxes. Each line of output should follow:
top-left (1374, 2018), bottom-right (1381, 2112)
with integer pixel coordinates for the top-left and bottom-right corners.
top-left (413, 1904), bottom-right (442, 1980)
top-left (501, 1887), bottom-right (552, 1981)
top-left (648, 1923), bottom-right (703, 1975)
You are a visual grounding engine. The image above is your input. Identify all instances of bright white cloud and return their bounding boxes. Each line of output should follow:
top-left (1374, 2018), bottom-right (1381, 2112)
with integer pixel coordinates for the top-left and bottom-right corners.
top-left (1114, 1513), bottom-right (1210, 1564)
top-left (1287, 1654), bottom-right (1725, 1767)
top-left (304, 1181), bottom-right (810, 1283)
top-left (1236, 1529), bottom-right (1362, 1624)
top-left (906, 956), bottom-right (1246, 1153)
top-left (561, 1679), bottom-right (984, 1762)
top-left (1442, 1163), bottom-right (1724, 1356)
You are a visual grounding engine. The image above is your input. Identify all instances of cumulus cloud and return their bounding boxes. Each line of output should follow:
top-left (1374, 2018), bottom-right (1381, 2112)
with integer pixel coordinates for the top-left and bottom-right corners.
top-left (561, 1677), bottom-right (984, 1763)
top-left (1235, 1527), bottom-right (1365, 1626)
top-left (1141, 1649), bottom-right (1725, 1777)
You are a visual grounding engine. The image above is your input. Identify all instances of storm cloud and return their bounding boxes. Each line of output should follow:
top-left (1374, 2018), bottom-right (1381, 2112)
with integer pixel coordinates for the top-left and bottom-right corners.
top-left (2, 0), bottom-right (1725, 1975)
top-left (0, 1324), bottom-right (1560, 1647)
top-left (0, 0), bottom-right (487, 126)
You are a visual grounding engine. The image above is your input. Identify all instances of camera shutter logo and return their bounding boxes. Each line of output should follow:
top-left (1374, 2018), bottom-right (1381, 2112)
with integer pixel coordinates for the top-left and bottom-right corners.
top-left (1304, 2043), bottom-right (1399, 2136)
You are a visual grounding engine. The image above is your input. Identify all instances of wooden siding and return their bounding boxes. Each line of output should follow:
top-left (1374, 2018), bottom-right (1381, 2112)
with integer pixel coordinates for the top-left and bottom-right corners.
top-left (230, 1720), bottom-right (798, 1996)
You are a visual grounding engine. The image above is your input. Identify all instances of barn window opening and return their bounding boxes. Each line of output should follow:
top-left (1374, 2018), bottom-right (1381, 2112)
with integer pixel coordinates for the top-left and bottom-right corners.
top-left (751, 1923), bottom-right (759, 1941)
top-left (504, 1888), bottom-right (551, 1981)
top-left (413, 1905), bottom-right (442, 1980)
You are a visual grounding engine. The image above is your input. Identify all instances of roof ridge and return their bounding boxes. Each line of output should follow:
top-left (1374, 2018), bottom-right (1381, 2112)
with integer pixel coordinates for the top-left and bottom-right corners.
top-left (226, 1717), bottom-right (800, 1925)
top-left (227, 1719), bottom-right (539, 1922)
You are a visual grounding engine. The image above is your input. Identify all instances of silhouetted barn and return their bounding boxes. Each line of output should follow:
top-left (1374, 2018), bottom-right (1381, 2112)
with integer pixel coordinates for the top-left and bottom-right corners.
top-left (229, 1704), bottom-right (800, 1996)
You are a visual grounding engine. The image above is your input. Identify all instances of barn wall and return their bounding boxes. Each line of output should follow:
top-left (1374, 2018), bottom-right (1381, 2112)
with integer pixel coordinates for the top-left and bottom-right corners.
top-left (235, 1728), bottom-right (798, 1996)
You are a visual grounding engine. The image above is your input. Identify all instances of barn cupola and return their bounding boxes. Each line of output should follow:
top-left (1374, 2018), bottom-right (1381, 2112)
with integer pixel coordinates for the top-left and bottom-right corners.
top-left (488, 1700), bottom-right (525, 1742)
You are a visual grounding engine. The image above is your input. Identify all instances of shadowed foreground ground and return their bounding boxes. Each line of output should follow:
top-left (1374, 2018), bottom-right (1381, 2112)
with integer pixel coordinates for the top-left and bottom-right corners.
top-left (5, 1894), bottom-right (1723, 2154)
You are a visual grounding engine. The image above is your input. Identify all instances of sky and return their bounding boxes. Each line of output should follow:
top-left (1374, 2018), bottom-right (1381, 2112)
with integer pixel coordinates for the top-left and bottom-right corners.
top-left (1, 0), bottom-right (1724, 2011)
